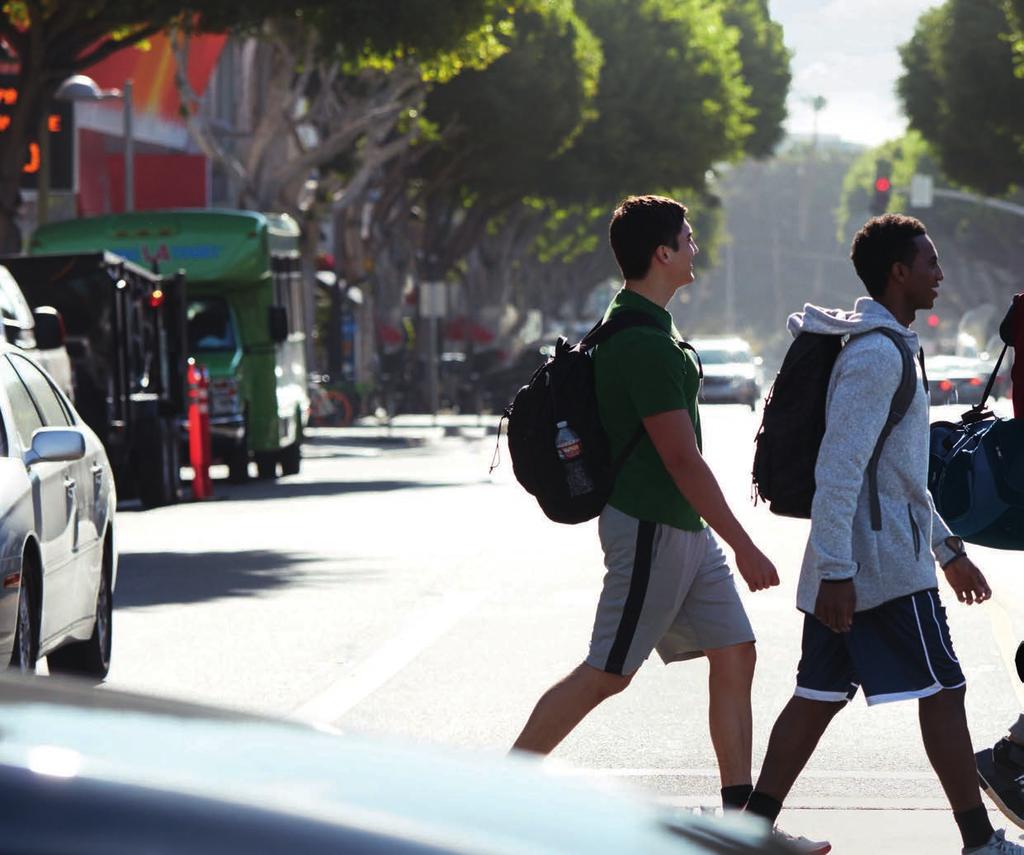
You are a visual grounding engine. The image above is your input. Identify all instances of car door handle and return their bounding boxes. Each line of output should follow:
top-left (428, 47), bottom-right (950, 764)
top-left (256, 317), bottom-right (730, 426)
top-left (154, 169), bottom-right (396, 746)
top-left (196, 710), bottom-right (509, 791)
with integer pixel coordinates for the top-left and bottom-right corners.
top-left (64, 478), bottom-right (76, 496)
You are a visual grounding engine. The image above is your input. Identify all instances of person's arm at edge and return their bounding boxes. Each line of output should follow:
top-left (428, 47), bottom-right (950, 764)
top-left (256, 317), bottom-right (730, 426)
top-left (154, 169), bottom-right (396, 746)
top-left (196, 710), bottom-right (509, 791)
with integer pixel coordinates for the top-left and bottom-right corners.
top-left (642, 407), bottom-right (779, 592)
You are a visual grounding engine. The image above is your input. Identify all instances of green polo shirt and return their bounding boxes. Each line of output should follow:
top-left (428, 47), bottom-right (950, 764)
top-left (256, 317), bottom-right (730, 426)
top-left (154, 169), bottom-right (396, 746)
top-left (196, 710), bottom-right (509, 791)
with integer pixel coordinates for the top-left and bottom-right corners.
top-left (593, 288), bottom-right (704, 531)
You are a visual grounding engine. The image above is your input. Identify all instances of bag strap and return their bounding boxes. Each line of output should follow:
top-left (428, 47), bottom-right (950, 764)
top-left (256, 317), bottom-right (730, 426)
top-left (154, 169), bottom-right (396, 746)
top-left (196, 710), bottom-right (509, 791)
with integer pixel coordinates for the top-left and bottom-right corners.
top-left (962, 342), bottom-right (1009, 423)
top-left (579, 310), bottom-right (662, 348)
top-left (864, 328), bottom-right (920, 531)
top-left (581, 310), bottom-right (703, 375)
top-left (582, 310), bottom-right (702, 472)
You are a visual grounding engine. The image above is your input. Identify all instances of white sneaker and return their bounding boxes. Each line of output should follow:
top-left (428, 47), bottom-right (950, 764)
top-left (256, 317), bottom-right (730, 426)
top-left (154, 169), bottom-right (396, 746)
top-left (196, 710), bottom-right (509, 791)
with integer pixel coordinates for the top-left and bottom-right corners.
top-left (964, 829), bottom-right (1024, 854)
top-left (772, 826), bottom-right (832, 854)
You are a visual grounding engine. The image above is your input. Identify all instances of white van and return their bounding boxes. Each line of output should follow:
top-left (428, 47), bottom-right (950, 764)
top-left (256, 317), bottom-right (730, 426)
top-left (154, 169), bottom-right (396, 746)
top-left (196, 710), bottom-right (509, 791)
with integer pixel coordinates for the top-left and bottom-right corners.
top-left (0, 263), bottom-right (74, 399)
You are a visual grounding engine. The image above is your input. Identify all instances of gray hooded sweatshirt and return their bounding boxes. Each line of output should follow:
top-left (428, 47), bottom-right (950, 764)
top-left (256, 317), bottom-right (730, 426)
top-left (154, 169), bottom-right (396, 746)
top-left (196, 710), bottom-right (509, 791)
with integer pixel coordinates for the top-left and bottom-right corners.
top-left (789, 297), bottom-right (954, 614)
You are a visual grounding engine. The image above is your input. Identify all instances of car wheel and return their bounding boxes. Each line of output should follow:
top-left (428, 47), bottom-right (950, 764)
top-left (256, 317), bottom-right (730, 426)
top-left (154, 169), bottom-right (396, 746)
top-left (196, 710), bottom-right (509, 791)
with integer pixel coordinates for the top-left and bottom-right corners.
top-left (138, 419), bottom-right (180, 509)
top-left (9, 555), bottom-right (38, 674)
top-left (47, 540), bottom-right (113, 680)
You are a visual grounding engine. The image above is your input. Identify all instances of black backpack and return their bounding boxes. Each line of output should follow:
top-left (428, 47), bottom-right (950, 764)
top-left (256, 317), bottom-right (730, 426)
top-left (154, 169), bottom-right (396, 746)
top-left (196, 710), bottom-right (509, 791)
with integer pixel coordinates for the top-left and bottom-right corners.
top-left (500, 311), bottom-right (697, 524)
top-left (752, 328), bottom-right (921, 530)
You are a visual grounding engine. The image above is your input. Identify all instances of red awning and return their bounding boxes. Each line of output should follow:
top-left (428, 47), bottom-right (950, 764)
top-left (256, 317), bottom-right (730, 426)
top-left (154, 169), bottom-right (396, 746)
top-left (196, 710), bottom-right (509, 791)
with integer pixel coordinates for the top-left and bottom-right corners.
top-left (444, 316), bottom-right (494, 344)
top-left (377, 323), bottom-right (404, 346)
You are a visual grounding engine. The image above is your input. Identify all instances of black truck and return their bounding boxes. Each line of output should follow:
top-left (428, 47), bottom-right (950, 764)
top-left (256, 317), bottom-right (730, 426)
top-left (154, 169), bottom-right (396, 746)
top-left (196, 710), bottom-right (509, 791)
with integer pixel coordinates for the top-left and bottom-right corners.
top-left (1, 252), bottom-right (187, 508)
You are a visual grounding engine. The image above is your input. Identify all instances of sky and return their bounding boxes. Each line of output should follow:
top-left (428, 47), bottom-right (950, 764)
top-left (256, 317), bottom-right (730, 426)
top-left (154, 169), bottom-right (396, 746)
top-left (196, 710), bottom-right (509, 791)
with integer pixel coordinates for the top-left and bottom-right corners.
top-left (769, 0), bottom-right (942, 146)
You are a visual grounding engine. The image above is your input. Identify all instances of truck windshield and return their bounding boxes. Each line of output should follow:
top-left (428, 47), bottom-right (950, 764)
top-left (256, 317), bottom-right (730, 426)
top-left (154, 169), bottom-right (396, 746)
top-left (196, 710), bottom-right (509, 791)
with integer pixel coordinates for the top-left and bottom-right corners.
top-left (188, 298), bottom-right (236, 352)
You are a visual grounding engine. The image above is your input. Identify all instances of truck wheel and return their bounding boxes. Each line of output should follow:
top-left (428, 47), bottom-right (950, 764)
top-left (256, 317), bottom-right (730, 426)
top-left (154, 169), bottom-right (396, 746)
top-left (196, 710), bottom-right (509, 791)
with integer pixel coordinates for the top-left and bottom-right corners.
top-left (280, 420), bottom-right (302, 476)
top-left (138, 419), bottom-right (180, 509)
top-left (255, 452), bottom-right (278, 480)
top-left (227, 438), bottom-right (249, 483)
top-left (47, 537), bottom-right (113, 681)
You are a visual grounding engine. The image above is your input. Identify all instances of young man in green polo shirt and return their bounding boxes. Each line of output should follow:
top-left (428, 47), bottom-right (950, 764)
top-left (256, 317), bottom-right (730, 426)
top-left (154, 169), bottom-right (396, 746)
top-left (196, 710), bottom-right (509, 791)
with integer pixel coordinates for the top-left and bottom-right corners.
top-left (512, 194), bottom-right (781, 816)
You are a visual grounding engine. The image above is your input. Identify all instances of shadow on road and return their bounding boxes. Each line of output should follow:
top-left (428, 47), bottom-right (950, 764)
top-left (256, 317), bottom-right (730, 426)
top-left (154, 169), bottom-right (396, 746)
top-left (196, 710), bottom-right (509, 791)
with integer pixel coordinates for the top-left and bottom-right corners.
top-left (114, 549), bottom-right (378, 608)
top-left (216, 478), bottom-right (470, 501)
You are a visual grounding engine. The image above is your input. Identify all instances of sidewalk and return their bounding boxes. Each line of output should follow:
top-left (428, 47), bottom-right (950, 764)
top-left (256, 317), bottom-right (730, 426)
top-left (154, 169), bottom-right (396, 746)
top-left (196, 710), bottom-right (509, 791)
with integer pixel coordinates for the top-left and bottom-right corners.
top-left (308, 413), bottom-right (501, 446)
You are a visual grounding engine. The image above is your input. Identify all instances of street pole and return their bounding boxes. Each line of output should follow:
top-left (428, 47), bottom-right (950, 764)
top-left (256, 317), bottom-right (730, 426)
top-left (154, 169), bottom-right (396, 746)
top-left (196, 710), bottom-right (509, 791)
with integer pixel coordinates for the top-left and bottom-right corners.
top-left (428, 314), bottom-right (439, 419)
top-left (724, 241), bottom-right (735, 331)
top-left (36, 109), bottom-right (49, 228)
top-left (123, 79), bottom-right (134, 212)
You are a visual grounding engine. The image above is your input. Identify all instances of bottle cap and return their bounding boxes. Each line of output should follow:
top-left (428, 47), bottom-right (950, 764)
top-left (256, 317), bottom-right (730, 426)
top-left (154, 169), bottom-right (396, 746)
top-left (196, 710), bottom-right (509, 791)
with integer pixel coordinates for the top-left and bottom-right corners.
top-left (556, 420), bottom-right (567, 428)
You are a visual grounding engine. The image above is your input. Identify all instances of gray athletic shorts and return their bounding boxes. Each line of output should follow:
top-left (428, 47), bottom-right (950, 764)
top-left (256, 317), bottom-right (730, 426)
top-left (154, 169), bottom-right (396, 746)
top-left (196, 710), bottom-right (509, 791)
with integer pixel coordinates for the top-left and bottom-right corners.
top-left (587, 505), bottom-right (755, 676)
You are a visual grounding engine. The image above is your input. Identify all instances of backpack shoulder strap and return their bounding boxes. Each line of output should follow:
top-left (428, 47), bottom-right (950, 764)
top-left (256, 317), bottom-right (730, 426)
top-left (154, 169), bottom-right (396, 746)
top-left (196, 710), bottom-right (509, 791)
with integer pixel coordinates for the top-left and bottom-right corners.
top-left (579, 310), bottom-right (663, 349)
top-left (580, 311), bottom-right (703, 377)
top-left (583, 310), bottom-right (702, 472)
top-left (863, 328), bottom-right (918, 531)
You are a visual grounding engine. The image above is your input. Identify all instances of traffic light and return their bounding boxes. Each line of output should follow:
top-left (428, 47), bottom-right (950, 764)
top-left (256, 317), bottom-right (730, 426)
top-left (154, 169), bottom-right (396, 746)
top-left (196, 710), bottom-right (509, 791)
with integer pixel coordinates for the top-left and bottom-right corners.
top-left (871, 159), bottom-right (893, 215)
top-left (927, 313), bottom-right (940, 329)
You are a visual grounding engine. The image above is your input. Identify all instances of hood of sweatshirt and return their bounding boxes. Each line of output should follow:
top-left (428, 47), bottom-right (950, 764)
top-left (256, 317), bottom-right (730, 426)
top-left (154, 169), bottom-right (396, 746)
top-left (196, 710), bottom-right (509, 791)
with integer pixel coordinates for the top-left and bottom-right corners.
top-left (787, 296), bottom-right (918, 348)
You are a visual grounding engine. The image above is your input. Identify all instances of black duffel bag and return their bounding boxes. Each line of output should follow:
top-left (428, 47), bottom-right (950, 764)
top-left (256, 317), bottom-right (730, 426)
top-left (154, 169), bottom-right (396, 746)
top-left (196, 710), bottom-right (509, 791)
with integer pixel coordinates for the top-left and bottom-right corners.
top-left (929, 344), bottom-right (1024, 549)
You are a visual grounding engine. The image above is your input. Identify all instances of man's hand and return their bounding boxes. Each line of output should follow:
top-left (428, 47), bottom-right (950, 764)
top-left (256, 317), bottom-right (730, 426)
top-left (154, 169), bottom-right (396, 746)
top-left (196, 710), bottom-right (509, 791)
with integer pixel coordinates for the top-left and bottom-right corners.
top-left (943, 555), bottom-right (991, 604)
top-left (734, 544), bottom-right (780, 592)
top-left (814, 580), bottom-right (855, 633)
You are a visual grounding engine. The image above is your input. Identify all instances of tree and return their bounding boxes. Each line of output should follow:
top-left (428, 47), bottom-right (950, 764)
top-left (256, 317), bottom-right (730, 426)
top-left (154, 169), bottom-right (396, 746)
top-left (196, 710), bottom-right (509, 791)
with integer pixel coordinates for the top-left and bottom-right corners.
top-left (549, 0), bottom-right (756, 202)
top-left (898, 0), bottom-right (1024, 195)
top-left (171, 1), bottom-right (518, 373)
top-left (837, 132), bottom-right (1024, 324)
top-left (720, 0), bottom-right (791, 158)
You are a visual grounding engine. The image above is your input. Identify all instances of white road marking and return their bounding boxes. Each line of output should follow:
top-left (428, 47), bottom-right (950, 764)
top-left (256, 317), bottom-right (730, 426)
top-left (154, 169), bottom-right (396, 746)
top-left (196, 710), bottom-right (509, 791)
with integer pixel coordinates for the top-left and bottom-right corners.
top-left (290, 591), bottom-right (485, 726)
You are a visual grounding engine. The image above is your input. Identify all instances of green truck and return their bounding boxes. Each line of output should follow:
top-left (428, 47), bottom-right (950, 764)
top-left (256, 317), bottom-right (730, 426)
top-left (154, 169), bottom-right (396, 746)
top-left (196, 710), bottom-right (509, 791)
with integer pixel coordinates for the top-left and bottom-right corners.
top-left (33, 210), bottom-right (310, 481)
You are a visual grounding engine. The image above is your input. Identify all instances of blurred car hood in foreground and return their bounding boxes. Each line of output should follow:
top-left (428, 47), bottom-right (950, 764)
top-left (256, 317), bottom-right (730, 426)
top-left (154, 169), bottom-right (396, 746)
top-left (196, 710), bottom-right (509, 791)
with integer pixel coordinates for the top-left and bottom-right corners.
top-left (0, 675), bottom-right (788, 854)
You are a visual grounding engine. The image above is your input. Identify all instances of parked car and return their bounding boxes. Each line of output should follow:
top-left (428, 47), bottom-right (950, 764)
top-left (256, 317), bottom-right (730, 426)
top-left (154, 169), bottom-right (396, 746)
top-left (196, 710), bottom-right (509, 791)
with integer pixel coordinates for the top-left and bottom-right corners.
top-left (927, 354), bottom-right (990, 406)
top-left (0, 342), bottom-right (116, 678)
top-left (690, 336), bottom-right (762, 410)
top-left (0, 262), bottom-right (74, 400)
top-left (0, 675), bottom-right (791, 854)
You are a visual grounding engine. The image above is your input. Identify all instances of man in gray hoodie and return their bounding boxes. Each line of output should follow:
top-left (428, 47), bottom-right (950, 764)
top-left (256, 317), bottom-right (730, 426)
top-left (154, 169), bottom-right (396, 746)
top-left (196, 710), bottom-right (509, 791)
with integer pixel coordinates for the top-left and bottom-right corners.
top-left (744, 214), bottom-right (1020, 855)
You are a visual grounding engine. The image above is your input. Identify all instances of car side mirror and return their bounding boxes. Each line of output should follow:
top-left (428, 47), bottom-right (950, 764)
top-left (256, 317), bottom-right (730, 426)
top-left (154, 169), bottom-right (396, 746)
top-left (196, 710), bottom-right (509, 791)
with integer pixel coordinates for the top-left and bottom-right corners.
top-left (25, 427), bottom-right (85, 467)
top-left (268, 306), bottom-right (288, 343)
top-left (32, 306), bottom-right (65, 350)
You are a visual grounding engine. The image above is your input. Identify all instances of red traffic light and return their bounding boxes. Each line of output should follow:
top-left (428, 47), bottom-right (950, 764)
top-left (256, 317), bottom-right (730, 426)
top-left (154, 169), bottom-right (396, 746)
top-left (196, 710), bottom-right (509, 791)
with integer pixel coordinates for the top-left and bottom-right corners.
top-left (927, 313), bottom-right (940, 328)
top-left (874, 177), bottom-right (892, 193)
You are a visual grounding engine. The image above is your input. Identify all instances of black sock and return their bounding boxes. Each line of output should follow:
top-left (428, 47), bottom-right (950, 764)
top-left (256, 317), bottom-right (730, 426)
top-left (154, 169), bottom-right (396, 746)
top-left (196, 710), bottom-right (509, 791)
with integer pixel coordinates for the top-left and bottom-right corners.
top-left (745, 790), bottom-right (783, 824)
top-left (721, 784), bottom-right (753, 811)
top-left (954, 805), bottom-right (994, 850)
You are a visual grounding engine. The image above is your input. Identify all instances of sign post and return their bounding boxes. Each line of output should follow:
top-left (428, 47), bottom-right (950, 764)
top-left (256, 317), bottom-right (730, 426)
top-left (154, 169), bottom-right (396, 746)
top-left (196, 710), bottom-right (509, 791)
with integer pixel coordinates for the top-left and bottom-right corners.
top-left (419, 281), bottom-right (446, 415)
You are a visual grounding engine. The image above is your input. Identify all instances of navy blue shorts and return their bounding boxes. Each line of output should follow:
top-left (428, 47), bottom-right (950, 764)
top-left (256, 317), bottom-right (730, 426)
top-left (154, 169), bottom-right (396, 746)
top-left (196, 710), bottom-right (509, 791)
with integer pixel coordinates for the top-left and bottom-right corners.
top-left (794, 588), bottom-right (965, 706)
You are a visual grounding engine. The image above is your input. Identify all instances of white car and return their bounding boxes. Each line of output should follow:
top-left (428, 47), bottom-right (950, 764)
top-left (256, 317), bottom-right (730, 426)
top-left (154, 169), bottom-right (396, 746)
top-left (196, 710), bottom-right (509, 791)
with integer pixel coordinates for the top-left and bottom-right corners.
top-left (0, 342), bottom-right (116, 678)
top-left (690, 336), bottom-right (763, 410)
top-left (0, 676), bottom-right (790, 854)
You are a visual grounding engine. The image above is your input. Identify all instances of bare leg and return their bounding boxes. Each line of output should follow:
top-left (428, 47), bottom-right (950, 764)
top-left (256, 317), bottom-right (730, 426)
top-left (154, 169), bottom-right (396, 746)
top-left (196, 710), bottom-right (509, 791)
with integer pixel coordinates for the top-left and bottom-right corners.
top-left (754, 696), bottom-right (846, 802)
top-left (706, 641), bottom-right (756, 786)
top-left (512, 663), bottom-right (632, 755)
top-left (919, 687), bottom-right (984, 812)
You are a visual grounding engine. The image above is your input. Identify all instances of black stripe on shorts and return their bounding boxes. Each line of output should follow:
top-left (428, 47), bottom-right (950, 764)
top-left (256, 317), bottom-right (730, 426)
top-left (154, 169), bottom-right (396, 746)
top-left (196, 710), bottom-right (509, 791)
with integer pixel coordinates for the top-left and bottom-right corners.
top-left (605, 520), bottom-right (656, 674)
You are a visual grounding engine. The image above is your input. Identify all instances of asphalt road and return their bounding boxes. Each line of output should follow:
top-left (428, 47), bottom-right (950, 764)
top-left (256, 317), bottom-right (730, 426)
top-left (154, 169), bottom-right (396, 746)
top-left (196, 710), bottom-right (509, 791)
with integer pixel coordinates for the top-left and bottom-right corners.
top-left (102, 403), bottom-right (1024, 818)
